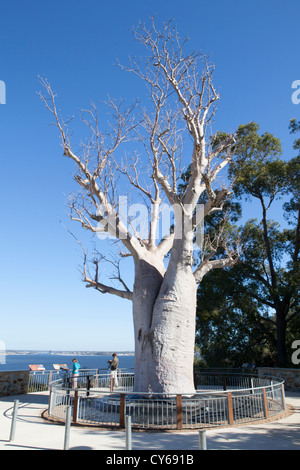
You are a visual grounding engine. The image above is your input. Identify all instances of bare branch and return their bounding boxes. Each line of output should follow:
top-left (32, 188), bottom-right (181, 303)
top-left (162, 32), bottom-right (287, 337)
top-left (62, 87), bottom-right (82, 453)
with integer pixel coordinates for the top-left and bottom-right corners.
top-left (156, 232), bottom-right (174, 257)
top-left (193, 208), bottom-right (241, 283)
top-left (84, 274), bottom-right (133, 300)
top-left (83, 254), bottom-right (133, 301)
top-left (124, 20), bottom-right (234, 220)
top-left (39, 77), bottom-right (146, 260)
top-left (193, 255), bottom-right (237, 283)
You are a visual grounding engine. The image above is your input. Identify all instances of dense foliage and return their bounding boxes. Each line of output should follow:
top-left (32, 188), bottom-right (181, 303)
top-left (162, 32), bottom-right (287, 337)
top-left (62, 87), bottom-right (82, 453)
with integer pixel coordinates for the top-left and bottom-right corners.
top-left (194, 121), bottom-right (300, 368)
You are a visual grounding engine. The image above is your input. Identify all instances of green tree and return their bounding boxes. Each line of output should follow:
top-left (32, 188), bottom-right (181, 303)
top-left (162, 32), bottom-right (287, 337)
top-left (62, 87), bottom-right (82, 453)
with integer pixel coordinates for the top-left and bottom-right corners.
top-left (196, 264), bottom-right (277, 367)
top-left (196, 122), bottom-right (299, 367)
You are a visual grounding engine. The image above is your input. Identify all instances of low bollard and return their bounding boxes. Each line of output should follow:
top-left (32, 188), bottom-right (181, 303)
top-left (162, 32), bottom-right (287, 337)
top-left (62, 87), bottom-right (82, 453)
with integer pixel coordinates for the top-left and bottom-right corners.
top-left (64, 405), bottom-right (72, 450)
top-left (9, 400), bottom-right (19, 442)
top-left (125, 415), bottom-right (132, 450)
top-left (198, 430), bottom-right (207, 450)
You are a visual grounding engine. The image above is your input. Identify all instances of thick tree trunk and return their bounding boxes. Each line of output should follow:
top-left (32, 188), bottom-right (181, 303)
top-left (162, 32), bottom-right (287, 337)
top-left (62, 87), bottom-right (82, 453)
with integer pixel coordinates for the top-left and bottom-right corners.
top-left (133, 239), bottom-right (197, 395)
top-left (132, 257), bottom-right (164, 393)
top-left (150, 269), bottom-right (197, 395)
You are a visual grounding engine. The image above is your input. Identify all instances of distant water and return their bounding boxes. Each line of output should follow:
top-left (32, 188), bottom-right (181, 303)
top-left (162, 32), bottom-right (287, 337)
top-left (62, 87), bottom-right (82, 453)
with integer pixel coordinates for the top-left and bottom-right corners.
top-left (0, 354), bottom-right (135, 372)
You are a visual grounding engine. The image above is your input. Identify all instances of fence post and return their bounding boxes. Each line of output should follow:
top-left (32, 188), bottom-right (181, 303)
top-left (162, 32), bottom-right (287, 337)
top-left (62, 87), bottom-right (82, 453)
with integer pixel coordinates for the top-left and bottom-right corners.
top-left (73, 390), bottom-right (79, 424)
top-left (48, 371), bottom-right (53, 391)
top-left (125, 415), bottom-right (132, 450)
top-left (120, 393), bottom-right (126, 428)
top-left (9, 400), bottom-right (19, 442)
top-left (262, 388), bottom-right (269, 419)
top-left (176, 395), bottom-right (183, 430)
top-left (86, 375), bottom-right (91, 397)
top-left (227, 392), bottom-right (234, 425)
top-left (249, 376), bottom-right (253, 394)
top-left (64, 405), bottom-right (72, 450)
top-left (271, 380), bottom-right (275, 399)
top-left (198, 430), bottom-right (207, 450)
top-left (48, 389), bottom-right (52, 415)
top-left (66, 378), bottom-right (71, 398)
top-left (281, 383), bottom-right (286, 410)
top-left (222, 375), bottom-right (227, 391)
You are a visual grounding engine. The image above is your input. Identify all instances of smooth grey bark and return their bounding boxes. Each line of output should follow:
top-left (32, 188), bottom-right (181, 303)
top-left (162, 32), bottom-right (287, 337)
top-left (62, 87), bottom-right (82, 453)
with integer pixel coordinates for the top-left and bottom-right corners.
top-left (133, 237), bottom-right (197, 395)
top-left (132, 257), bottom-right (165, 393)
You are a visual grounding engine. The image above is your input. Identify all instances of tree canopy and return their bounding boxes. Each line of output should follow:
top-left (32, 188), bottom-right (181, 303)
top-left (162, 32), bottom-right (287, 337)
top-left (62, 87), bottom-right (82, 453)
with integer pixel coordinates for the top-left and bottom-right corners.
top-left (195, 121), bottom-right (300, 368)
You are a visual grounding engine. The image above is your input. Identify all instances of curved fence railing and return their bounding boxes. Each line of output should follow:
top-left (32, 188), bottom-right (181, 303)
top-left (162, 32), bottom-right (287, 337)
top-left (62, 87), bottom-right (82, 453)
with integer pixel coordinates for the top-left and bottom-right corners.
top-left (28, 368), bottom-right (133, 392)
top-left (47, 371), bottom-right (286, 430)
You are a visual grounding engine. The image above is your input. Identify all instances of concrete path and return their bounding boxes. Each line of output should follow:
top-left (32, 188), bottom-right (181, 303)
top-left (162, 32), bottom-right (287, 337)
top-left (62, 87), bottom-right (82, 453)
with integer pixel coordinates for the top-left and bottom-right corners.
top-left (0, 391), bottom-right (299, 450)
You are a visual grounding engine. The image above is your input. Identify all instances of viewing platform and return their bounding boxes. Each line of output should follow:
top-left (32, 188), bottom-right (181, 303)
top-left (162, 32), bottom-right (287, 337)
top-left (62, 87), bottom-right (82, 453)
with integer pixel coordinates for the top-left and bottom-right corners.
top-left (45, 370), bottom-right (286, 430)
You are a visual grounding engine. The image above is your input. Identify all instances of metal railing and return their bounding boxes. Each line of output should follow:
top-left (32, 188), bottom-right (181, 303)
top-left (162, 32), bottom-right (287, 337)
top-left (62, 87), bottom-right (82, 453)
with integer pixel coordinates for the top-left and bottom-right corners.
top-left (28, 370), bottom-right (61, 392)
top-left (28, 368), bottom-right (133, 393)
top-left (47, 371), bottom-right (286, 430)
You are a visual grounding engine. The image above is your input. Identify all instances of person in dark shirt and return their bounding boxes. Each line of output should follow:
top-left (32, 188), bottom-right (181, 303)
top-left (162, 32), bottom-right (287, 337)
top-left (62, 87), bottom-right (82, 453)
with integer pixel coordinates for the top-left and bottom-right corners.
top-left (108, 353), bottom-right (119, 388)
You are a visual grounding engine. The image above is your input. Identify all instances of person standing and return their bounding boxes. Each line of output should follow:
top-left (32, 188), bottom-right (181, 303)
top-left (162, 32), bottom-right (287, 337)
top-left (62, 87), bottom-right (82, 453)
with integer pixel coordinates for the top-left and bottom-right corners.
top-left (108, 353), bottom-right (119, 388)
top-left (72, 358), bottom-right (80, 389)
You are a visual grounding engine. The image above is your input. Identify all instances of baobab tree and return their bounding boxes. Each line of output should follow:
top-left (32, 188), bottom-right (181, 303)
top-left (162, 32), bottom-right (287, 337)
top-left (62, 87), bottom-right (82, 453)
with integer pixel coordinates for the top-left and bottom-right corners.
top-left (40, 19), bottom-right (238, 394)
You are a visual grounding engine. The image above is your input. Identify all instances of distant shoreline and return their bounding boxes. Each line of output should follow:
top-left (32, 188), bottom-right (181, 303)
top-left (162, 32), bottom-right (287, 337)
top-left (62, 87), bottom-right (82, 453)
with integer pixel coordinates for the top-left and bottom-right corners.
top-left (4, 350), bottom-right (135, 356)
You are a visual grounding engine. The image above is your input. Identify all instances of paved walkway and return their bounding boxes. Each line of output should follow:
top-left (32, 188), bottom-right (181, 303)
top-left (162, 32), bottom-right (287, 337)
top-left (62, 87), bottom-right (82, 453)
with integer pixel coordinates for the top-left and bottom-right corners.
top-left (0, 391), bottom-right (299, 450)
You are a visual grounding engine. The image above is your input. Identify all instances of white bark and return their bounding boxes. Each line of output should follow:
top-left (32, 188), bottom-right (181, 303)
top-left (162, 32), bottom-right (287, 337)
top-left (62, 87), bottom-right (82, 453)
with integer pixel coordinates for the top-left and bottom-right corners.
top-left (131, 227), bottom-right (198, 394)
top-left (39, 19), bottom-right (240, 395)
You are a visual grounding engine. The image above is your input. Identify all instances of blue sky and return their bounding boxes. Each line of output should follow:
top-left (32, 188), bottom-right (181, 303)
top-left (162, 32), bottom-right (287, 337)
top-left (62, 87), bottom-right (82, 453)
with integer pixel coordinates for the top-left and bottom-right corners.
top-left (0, 0), bottom-right (299, 351)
